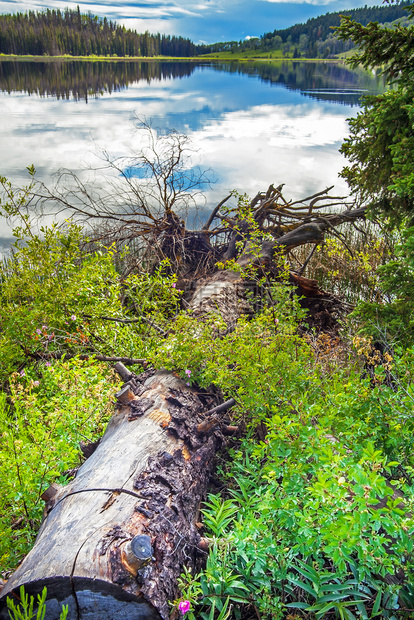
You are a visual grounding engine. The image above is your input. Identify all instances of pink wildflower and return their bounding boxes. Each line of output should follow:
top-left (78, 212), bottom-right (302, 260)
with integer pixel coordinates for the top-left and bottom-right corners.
top-left (33, 381), bottom-right (40, 387)
top-left (70, 314), bottom-right (76, 321)
top-left (185, 369), bottom-right (191, 377)
top-left (20, 370), bottom-right (25, 377)
top-left (178, 600), bottom-right (190, 615)
top-left (45, 361), bottom-right (51, 367)
top-left (172, 283), bottom-right (176, 288)
top-left (36, 328), bottom-right (41, 335)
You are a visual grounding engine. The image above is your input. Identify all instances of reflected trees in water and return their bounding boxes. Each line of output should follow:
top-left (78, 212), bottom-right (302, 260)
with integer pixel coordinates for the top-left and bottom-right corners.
top-left (0, 59), bottom-right (385, 104)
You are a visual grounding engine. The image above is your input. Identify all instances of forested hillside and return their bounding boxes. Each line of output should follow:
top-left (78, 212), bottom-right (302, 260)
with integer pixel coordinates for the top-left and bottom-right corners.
top-left (265, 1), bottom-right (410, 57)
top-left (203, 1), bottom-right (411, 58)
top-left (0, 7), bottom-right (197, 57)
top-left (0, 2), bottom-right (411, 59)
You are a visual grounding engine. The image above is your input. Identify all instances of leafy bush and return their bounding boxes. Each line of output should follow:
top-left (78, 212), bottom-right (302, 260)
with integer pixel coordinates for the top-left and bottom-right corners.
top-left (0, 218), bottom-right (187, 576)
top-left (351, 227), bottom-right (414, 347)
top-left (1, 176), bottom-right (414, 620)
top-left (0, 358), bottom-right (119, 572)
top-left (172, 318), bottom-right (414, 619)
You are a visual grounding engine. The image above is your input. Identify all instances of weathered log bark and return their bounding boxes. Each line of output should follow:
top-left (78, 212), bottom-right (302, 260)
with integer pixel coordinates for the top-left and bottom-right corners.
top-left (0, 370), bottom-right (226, 620)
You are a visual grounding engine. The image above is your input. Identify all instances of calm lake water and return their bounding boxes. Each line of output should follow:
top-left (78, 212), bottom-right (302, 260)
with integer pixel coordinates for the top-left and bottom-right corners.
top-left (0, 59), bottom-right (384, 246)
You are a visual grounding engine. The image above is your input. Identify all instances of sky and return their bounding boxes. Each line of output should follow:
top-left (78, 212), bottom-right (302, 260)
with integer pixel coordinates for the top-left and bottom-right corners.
top-left (1, 0), bottom-right (381, 44)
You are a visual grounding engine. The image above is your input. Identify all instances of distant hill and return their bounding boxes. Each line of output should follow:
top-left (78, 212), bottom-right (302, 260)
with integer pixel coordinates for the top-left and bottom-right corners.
top-left (0, 7), bottom-right (197, 57)
top-left (198, 2), bottom-right (412, 58)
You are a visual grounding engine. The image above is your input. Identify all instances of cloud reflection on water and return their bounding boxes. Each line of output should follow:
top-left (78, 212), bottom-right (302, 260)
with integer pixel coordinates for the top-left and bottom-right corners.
top-left (0, 61), bottom-right (379, 242)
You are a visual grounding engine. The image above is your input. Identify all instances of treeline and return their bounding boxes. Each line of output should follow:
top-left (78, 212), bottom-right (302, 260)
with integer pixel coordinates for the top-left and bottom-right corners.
top-left (201, 2), bottom-right (411, 58)
top-left (0, 7), bottom-right (198, 57)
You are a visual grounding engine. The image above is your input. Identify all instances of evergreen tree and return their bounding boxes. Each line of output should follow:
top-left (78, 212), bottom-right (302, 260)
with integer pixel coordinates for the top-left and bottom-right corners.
top-left (337, 2), bottom-right (414, 345)
top-left (337, 2), bottom-right (414, 227)
top-left (0, 8), bottom-right (197, 57)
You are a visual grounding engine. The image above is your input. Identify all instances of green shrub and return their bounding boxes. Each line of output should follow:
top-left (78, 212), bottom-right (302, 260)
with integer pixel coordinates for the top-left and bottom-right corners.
top-left (172, 314), bottom-right (414, 619)
top-left (0, 358), bottom-right (119, 572)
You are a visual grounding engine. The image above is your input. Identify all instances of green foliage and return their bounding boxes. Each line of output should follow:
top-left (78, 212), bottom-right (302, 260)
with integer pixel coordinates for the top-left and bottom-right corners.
top-left (1, 211), bottom-right (414, 619)
top-left (294, 225), bottom-right (394, 305)
top-left (0, 8), bottom-right (198, 57)
top-left (340, 86), bottom-right (414, 228)
top-left (6, 585), bottom-right (68, 620)
top-left (0, 208), bottom-right (182, 384)
top-left (0, 214), bottom-right (182, 572)
top-left (0, 358), bottom-right (118, 571)
top-left (336, 3), bottom-right (414, 228)
top-left (176, 548), bottom-right (249, 620)
top-left (172, 317), bottom-right (414, 618)
top-left (351, 227), bottom-right (414, 346)
top-left (1, 169), bottom-right (414, 620)
top-left (335, 2), bottom-right (414, 347)
top-left (201, 496), bottom-right (239, 537)
top-left (200, 2), bottom-right (409, 58)
top-left (0, 222), bottom-right (120, 375)
top-left (285, 559), bottom-right (372, 620)
top-left (150, 279), bottom-right (307, 398)
top-left (336, 5), bottom-right (414, 82)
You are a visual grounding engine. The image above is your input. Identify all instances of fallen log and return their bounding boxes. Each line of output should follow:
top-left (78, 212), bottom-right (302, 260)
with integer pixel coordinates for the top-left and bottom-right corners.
top-left (0, 190), bottom-right (365, 618)
top-left (0, 370), bottom-right (227, 620)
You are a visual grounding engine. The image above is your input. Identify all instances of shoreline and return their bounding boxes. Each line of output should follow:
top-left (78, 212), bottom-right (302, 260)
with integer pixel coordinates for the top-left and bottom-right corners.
top-left (0, 53), bottom-right (345, 63)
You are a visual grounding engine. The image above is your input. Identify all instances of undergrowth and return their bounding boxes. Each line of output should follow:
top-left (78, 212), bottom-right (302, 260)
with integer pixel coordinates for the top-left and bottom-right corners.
top-left (291, 222), bottom-right (396, 306)
top-left (0, 221), bottom-right (413, 620)
top-left (0, 359), bottom-right (119, 573)
top-left (165, 308), bottom-right (414, 619)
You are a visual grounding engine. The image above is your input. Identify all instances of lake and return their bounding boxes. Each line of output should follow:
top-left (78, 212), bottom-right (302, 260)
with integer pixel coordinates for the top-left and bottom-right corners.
top-left (0, 59), bottom-right (384, 246)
